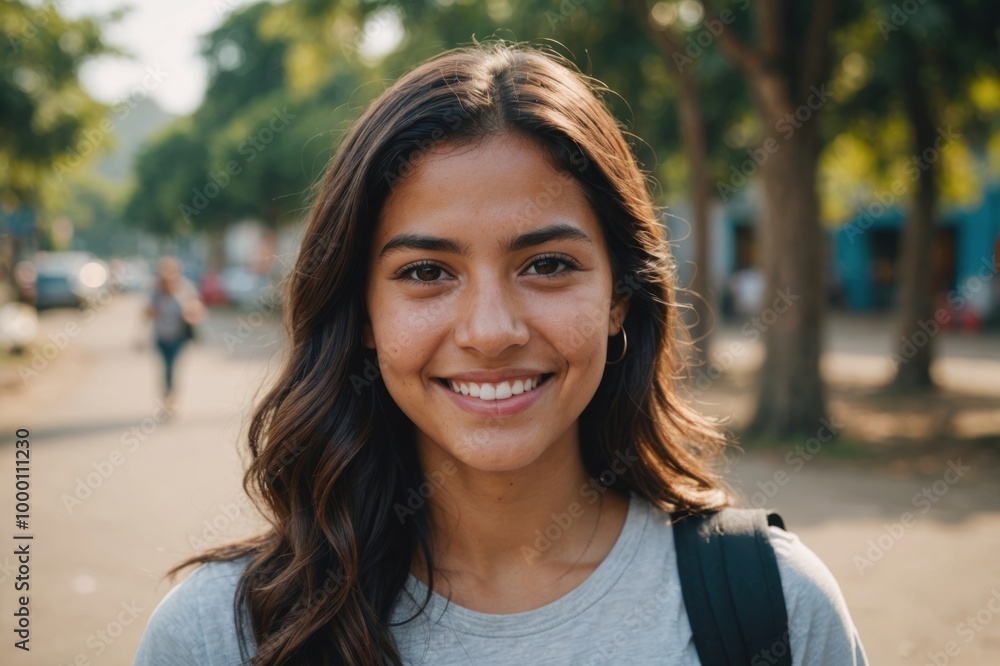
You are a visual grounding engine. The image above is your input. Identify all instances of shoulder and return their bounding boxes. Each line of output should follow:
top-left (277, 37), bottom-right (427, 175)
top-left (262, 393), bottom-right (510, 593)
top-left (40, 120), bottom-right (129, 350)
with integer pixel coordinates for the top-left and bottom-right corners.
top-left (178, 277), bottom-right (200, 298)
top-left (133, 557), bottom-right (251, 665)
top-left (643, 502), bottom-right (869, 665)
top-left (768, 525), bottom-right (869, 665)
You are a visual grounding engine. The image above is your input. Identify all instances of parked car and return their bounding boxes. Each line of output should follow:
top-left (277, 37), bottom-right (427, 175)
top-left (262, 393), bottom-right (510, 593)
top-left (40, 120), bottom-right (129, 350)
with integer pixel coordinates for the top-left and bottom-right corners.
top-left (198, 270), bottom-right (228, 306)
top-left (33, 251), bottom-right (109, 311)
top-left (109, 257), bottom-right (153, 293)
top-left (219, 266), bottom-right (272, 309)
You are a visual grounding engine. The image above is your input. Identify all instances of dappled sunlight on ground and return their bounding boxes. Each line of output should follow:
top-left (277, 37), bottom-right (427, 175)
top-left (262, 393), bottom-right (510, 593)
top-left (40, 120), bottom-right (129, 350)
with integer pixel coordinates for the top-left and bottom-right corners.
top-left (695, 316), bottom-right (1000, 469)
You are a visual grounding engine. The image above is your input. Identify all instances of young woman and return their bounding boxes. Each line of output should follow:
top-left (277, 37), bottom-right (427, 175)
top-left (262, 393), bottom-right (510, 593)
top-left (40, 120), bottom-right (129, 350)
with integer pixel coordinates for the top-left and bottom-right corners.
top-left (144, 255), bottom-right (205, 416)
top-left (134, 41), bottom-right (868, 665)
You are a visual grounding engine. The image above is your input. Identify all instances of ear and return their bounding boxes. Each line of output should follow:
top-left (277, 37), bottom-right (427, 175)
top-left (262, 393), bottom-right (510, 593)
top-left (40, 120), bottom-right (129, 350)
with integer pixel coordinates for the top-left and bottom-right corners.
top-left (609, 294), bottom-right (630, 336)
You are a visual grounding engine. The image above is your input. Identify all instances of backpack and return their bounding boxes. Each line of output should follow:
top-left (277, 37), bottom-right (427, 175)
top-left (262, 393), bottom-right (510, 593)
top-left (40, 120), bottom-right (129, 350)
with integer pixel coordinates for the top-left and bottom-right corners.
top-left (671, 508), bottom-right (792, 666)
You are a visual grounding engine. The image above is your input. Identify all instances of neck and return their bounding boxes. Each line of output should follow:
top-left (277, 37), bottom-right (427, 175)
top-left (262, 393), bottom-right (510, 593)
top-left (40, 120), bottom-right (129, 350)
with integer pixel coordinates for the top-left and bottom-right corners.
top-left (410, 426), bottom-right (628, 590)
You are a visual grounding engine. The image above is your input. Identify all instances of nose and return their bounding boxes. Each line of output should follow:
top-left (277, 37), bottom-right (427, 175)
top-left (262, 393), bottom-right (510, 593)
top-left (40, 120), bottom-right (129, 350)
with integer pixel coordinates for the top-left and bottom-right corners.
top-left (453, 272), bottom-right (529, 357)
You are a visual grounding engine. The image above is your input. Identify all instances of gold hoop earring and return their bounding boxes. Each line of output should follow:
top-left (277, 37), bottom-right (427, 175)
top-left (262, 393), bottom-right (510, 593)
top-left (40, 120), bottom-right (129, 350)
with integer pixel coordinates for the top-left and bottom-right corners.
top-left (606, 326), bottom-right (627, 365)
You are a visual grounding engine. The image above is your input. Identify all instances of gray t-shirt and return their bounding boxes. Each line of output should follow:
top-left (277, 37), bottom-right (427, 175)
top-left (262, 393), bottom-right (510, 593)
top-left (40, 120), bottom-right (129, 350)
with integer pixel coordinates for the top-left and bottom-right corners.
top-left (133, 492), bottom-right (868, 665)
top-left (149, 279), bottom-right (198, 342)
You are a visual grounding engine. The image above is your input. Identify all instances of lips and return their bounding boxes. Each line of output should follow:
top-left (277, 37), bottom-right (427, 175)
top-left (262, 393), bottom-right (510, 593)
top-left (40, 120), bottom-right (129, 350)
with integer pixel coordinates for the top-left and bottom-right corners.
top-left (436, 373), bottom-right (554, 402)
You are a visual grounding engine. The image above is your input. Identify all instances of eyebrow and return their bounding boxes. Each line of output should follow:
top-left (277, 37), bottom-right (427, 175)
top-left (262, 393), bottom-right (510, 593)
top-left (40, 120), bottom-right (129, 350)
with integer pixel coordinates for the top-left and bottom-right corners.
top-left (378, 222), bottom-right (593, 259)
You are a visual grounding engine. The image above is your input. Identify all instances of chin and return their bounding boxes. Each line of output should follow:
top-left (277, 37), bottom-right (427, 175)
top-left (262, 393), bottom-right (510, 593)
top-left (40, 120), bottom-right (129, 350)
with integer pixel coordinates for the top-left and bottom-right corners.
top-left (438, 431), bottom-right (552, 472)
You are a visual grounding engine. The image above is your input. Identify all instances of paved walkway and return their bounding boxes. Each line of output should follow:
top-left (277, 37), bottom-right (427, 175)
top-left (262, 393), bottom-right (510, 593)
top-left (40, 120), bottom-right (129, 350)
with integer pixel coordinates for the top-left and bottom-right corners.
top-left (0, 293), bottom-right (275, 664)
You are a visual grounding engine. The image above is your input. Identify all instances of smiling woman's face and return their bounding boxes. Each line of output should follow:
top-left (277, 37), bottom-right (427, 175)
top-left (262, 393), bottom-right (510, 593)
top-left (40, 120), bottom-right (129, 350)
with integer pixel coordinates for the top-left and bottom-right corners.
top-left (363, 133), bottom-right (627, 473)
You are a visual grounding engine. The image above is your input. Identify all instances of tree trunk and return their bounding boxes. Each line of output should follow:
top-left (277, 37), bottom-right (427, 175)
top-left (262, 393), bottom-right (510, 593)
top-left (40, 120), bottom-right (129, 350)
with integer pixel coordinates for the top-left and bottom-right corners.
top-left (628, 2), bottom-right (713, 367)
top-left (707, 0), bottom-right (835, 438)
top-left (748, 111), bottom-right (828, 437)
top-left (891, 58), bottom-right (938, 389)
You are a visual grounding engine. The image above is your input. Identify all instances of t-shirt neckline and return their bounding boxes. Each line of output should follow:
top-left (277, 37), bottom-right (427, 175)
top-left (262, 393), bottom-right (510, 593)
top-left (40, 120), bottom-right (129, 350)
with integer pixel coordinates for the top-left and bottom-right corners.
top-left (402, 491), bottom-right (649, 638)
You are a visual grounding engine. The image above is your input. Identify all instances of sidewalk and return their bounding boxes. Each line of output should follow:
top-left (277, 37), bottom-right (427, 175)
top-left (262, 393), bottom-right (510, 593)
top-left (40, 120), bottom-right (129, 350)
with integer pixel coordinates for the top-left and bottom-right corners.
top-left (0, 293), bottom-right (276, 664)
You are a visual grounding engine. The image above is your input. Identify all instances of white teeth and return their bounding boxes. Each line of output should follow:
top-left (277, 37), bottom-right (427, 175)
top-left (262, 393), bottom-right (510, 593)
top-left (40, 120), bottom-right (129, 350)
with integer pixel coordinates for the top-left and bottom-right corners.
top-left (447, 375), bottom-right (546, 401)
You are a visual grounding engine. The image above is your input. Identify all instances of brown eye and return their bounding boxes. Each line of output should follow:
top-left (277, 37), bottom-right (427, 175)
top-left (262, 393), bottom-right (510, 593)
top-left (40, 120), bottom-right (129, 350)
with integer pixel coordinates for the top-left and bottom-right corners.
top-left (413, 265), bottom-right (442, 282)
top-left (535, 259), bottom-right (560, 275)
top-left (533, 258), bottom-right (561, 275)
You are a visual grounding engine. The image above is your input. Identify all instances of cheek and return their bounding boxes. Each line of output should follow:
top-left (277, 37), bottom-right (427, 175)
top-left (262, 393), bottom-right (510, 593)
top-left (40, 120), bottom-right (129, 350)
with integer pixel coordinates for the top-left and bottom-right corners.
top-left (369, 299), bottom-right (450, 381)
top-left (534, 293), bottom-right (609, 363)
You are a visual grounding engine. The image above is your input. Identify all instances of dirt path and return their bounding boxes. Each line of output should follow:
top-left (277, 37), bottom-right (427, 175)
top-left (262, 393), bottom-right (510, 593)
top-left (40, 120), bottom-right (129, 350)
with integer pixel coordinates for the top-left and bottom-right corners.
top-left (730, 453), bottom-right (1000, 665)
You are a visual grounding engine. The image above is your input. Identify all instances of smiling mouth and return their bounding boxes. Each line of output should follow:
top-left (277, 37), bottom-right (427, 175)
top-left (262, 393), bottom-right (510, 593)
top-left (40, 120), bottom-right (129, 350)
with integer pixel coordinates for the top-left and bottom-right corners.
top-left (435, 373), bottom-right (555, 401)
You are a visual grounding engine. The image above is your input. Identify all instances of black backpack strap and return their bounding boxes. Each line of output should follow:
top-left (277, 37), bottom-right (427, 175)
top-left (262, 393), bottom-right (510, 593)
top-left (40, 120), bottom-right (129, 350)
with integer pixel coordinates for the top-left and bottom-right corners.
top-left (672, 508), bottom-right (791, 666)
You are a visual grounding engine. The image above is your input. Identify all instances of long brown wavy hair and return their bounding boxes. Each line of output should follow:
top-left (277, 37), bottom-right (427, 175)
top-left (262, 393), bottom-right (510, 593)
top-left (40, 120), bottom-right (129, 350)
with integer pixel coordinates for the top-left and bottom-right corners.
top-left (168, 38), bottom-right (731, 665)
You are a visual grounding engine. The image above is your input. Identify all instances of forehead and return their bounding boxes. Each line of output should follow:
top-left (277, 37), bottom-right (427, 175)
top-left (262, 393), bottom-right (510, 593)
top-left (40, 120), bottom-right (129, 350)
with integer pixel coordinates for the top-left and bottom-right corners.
top-left (372, 134), bottom-right (601, 254)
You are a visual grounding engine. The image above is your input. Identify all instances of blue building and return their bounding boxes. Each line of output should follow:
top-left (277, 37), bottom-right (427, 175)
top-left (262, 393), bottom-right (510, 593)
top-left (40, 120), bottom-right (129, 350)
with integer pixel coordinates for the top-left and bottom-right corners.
top-left (834, 185), bottom-right (1000, 315)
top-left (667, 184), bottom-right (1000, 320)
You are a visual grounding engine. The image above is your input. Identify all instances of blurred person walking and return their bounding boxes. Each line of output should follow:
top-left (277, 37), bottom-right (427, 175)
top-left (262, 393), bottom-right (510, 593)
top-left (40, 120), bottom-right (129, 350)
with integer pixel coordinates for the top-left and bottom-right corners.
top-left (144, 256), bottom-right (205, 417)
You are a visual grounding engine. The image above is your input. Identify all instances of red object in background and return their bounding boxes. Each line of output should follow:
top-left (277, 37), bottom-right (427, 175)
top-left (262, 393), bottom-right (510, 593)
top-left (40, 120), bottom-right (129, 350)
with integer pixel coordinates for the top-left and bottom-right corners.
top-left (199, 271), bottom-right (227, 306)
top-left (940, 300), bottom-right (983, 333)
top-left (959, 307), bottom-right (982, 333)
